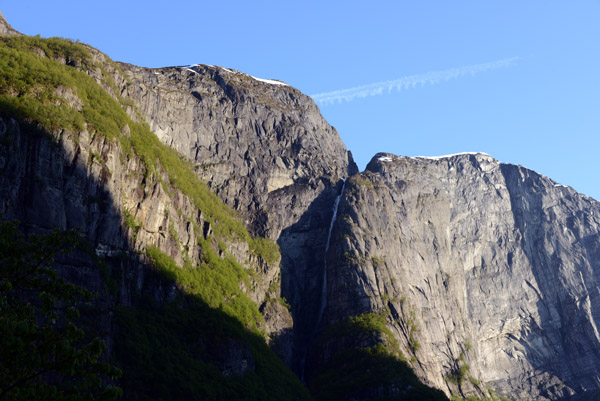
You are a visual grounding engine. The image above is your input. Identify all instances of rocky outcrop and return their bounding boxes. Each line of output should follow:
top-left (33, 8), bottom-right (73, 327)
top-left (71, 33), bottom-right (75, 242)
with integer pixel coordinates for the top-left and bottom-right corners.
top-left (0, 115), bottom-right (195, 302)
top-left (114, 61), bottom-right (359, 373)
top-left (0, 11), bottom-right (21, 36)
top-left (117, 63), bottom-right (357, 239)
top-left (0, 22), bottom-right (358, 380)
top-left (315, 152), bottom-right (600, 400)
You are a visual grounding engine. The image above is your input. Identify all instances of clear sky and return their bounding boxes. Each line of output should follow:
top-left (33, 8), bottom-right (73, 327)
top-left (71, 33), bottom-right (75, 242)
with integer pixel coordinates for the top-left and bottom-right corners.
top-left (2, 1), bottom-right (600, 200)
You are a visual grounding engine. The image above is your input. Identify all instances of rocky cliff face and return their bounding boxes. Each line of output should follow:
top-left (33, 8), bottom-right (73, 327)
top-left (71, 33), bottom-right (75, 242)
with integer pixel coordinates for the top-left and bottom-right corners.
top-left (314, 152), bottom-right (600, 400)
top-left (0, 28), bottom-right (319, 398)
top-left (5, 12), bottom-right (600, 401)
top-left (117, 62), bottom-right (356, 238)
top-left (0, 11), bottom-right (21, 36)
top-left (0, 20), bottom-right (358, 393)
top-left (114, 61), bottom-right (358, 372)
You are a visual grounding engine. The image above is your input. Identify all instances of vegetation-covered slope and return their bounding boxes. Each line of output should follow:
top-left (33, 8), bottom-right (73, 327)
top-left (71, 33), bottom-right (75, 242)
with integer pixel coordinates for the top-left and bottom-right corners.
top-left (0, 33), bottom-right (309, 400)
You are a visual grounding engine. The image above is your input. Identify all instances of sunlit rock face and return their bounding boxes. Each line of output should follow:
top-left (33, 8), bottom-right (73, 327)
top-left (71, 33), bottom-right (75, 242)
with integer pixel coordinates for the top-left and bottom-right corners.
top-left (116, 62), bottom-right (359, 372)
top-left (118, 63), bottom-right (357, 239)
top-left (317, 152), bottom-right (600, 400)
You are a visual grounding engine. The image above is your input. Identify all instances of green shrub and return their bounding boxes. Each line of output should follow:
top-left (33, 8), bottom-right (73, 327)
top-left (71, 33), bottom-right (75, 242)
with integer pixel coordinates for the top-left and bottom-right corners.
top-left (447, 359), bottom-right (470, 386)
top-left (249, 237), bottom-right (280, 264)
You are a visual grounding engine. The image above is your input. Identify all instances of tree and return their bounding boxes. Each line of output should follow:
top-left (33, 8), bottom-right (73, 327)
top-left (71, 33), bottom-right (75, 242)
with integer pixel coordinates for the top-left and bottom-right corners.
top-left (0, 220), bottom-right (121, 400)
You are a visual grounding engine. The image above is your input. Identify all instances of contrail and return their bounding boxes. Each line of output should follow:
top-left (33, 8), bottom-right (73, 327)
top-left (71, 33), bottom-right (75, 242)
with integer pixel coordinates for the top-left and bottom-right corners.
top-left (311, 57), bottom-right (519, 105)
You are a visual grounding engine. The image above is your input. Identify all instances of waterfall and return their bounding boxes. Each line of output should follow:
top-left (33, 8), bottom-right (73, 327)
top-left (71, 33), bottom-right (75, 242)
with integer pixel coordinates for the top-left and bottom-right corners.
top-left (317, 178), bottom-right (346, 328)
top-left (299, 179), bottom-right (347, 382)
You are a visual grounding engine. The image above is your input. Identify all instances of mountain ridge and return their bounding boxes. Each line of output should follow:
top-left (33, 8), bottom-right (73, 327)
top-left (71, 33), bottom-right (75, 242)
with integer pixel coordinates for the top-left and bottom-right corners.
top-left (2, 12), bottom-right (600, 401)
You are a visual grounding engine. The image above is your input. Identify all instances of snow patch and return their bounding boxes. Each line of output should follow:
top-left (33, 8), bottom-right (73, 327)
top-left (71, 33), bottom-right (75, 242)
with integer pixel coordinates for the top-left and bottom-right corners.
top-left (414, 152), bottom-right (490, 160)
top-left (183, 64), bottom-right (288, 86)
top-left (377, 156), bottom-right (393, 162)
top-left (554, 184), bottom-right (567, 188)
top-left (250, 75), bottom-right (289, 86)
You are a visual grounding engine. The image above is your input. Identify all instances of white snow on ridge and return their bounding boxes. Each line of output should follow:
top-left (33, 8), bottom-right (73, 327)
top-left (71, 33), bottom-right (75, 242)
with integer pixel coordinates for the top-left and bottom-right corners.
top-left (182, 64), bottom-right (288, 86)
top-left (250, 75), bottom-right (289, 86)
top-left (414, 152), bottom-right (491, 160)
top-left (378, 156), bottom-right (393, 162)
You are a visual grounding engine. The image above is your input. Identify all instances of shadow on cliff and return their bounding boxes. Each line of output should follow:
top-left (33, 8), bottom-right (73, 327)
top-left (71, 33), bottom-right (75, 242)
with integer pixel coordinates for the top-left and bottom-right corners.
top-left (0, 116), bottom-right (311, 401)
top-left (500, 163), bottom-right (600, 401)
top-left (277, 179), bottom-right (345, 376)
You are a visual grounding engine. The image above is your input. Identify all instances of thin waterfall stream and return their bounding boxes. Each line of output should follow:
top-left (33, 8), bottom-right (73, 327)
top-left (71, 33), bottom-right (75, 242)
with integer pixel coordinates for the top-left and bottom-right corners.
top-left (299, 179), bottom-right (346, 382)
top-left (317, 178), bottom-right (346, 329)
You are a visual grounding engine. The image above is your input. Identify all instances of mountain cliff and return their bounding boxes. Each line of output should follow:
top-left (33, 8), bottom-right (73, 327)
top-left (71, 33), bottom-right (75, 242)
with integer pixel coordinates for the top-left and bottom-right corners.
top-left (2, 12), bottom-right (600, 401)
top-left (310, 152), bottom-right (600, 400)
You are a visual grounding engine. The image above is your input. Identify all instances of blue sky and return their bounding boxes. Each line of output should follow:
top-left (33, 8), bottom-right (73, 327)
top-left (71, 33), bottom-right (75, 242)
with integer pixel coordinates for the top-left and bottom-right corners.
top-left (2, 1), bottom-right (600, 199)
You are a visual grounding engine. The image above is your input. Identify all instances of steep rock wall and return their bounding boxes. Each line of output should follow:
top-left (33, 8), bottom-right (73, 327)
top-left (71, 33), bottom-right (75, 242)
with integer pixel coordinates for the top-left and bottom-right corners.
top-left (114, 61), bottom-right (359, 372)
top-left (117, 62), bottom-right (357, 238)
top-left (317, 152), bottom-right (600, 400)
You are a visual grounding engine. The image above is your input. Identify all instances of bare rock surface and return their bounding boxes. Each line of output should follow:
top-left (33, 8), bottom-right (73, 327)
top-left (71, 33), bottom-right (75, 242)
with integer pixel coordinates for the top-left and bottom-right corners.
top-left (317, 152), bottom-right (600, 400)
top-left (0, 11), bottom-right (21, 36)
top-left (116, 62), bottom-right (358, 372)
top-left (117, 63), bottom-right (357, 239)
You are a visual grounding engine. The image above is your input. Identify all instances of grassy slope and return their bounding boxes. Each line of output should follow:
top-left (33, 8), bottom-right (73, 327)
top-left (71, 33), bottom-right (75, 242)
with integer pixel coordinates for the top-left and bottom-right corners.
top-left (0, 34), bottom-right (309, 400)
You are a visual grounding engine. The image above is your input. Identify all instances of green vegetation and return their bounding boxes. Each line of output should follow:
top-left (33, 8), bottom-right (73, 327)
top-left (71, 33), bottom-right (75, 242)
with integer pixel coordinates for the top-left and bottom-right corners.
top-left (310, 312), bottom-right (448, 401)
top-left (0, 32), bottom-right (283, 330)
top-left (249, 236), bottom-right (280, 265)
top-left (389, 298), bottom-right (421, 358)
top-left (446, 353), bottom-right (470, 387)
top-left (468, 375), bottom-right (481, 387)
top-left (0, 221), bottom-right (121, 400)
top-left (447, 363), bottom-right (470, 387)
top-left (115, 297), bottom-right (312, 401)
top-left (406, 309), bottom-right (421, 354)
top-left (309, 344), bottom-right (448, 401)
top-left (146, 244), bottom-right (264, 333)
top-left (0, 33), bottom-right (305, 399)
top-left (0, 34), bottom-right (277, 260)
top-left (0, 35), bottom-right (121, 137)
top-left (320, 312), bottom-right (398, 349)
top-left (348, 174), bottom-right (375, 190)
top-left (122, 209), bottom-right (140, 241)
top-left (371, 255), bottom-right (384, 266)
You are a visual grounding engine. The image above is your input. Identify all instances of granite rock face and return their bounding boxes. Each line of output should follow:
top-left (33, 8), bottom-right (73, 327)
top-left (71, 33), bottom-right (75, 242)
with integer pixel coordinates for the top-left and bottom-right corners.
top-left (115, 62), bottom-right (358, 372)
top-left (117, 63), bottom-right (357, 239)
top-left (316, 152), bottom-right (600, 400)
